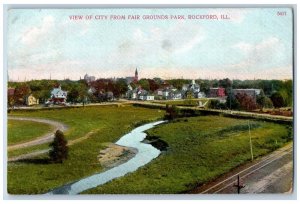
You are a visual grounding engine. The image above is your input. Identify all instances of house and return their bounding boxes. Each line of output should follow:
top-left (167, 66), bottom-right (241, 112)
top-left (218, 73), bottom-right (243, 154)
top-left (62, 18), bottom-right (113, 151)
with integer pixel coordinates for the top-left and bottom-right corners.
top-left (84, 74), bottom-right (96, 83)
top-left (87, 87), bottom-right (96, 95)
top-left (127, 87), bottom-right (141, 100)
top-left (209, 87), bottom-right (226, 98)
top-left (139, 94), bottom-right (154, 101)
top-left (156, 89), bottom-right (164, 96)
top-left (48, 85), bottom-right (68, 104)
top-left (190, 80), bottom-right (200, 93)
top-left (196, 92), bottom-right (206, 98)
top-left (182, 84), bottom-right (189, 91)
top-left (182, 80), bottom-right (201, 99)
top-left (106, 91), bottom-right (114, 101)
top-left (162, 89), bottom-right (171, 99)
top-left (133, 89), bottom-right (154, 101)
top-left (171, 91), bottom-right (182, 100)
top-left (8, 88), bottom-right (15, 97)
top-left (26, 94), bottom-right (39, 106)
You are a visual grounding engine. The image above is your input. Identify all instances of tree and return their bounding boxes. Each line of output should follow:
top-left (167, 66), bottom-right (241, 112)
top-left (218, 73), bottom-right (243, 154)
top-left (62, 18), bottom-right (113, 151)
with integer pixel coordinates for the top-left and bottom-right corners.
top-left (270, 92), bottom-right (285, 108)
top-left (218, 78), bottom-right (232, 95)
top-left (115, 79), bottom-right (128, 98)
top-left (165, 105), bottom-right (179, 120)
top-left (14, 83), bottom-right (31, 105)
top-left (257, 91), bottom-right (273, 109)
top-left (226, 93), bottom-right (240, 110)
top-left (49, 130), bottom-right (68, 163)
top-left (138, 79), bottom-right (150, 91)
top-left (148, 79), bottom-right (160, 92)
top-left (235, 93), bottom-right (257, 111)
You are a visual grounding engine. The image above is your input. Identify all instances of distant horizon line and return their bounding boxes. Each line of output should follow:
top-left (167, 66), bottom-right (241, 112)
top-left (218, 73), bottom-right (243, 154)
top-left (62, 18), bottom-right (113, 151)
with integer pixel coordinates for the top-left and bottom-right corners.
top-left (7, 76), bottom-right (293, 82)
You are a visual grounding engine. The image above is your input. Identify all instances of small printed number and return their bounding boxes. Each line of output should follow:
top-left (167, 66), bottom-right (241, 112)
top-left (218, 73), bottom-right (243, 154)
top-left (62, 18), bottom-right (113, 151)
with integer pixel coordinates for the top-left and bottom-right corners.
top-left (277, 11), bottom-right (287, 16)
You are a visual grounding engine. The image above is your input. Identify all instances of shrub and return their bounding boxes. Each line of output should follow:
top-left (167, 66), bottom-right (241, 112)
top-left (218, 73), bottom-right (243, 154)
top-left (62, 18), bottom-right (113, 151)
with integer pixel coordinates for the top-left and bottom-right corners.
top-left (49, 130), bottom-right (68, 163)
top-left (165, 105), bottom-right (179, 120)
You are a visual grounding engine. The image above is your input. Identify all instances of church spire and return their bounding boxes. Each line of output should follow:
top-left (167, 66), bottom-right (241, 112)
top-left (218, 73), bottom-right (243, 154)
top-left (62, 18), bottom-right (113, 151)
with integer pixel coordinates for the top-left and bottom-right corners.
top-left (134, 67), bottom-right (138, 82)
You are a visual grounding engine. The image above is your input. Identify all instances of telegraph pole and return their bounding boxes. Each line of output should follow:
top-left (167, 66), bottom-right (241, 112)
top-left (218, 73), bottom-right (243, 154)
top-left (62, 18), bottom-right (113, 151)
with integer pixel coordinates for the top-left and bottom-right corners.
top-left (248, 120), bottom-right (254, 161)
top-left (234, 174), bottom-right (245, 194)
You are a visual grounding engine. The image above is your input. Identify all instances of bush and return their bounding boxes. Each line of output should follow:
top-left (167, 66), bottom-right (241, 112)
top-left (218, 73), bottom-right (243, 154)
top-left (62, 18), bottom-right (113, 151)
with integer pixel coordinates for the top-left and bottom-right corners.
top-left (270, 92), bottom-right (285, 108)
top-left (165, 105), bottom-right (179, 120)
top-left (49, 130), bottom-right (68, 163)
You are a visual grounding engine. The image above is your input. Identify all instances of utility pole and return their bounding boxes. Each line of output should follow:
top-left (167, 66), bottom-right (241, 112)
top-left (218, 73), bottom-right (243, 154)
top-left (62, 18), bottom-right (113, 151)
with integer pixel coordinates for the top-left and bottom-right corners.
top-left (234, 175), bottom-right (245, 194)
top-left (248, 120), bottom-right (254, 161)
top-left (230, 87), bottom-right (232, 110)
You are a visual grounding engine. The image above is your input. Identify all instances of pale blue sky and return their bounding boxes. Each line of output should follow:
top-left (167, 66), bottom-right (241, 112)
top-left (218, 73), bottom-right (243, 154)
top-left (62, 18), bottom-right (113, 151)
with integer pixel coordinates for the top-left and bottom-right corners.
top-left (7, 8), bottom-right (293, 81)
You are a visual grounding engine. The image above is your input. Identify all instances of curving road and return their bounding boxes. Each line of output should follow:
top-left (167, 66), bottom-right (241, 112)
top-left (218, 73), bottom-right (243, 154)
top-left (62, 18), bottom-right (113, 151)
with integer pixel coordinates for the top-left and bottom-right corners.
top-left (8, 116), bottom-right (68, 151)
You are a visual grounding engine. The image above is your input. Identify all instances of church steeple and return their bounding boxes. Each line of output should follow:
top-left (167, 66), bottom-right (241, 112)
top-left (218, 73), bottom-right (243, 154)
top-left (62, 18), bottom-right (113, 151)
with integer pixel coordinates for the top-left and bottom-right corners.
top-left (134, 67), bottom-right (138, 82)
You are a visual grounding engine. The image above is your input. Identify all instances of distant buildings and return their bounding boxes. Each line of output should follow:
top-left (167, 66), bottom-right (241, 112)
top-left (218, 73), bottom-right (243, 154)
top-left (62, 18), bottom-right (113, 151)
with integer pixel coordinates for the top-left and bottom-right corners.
top-left (232, 89), bottom-right (261, 101)
top-left (7, 88), bottom-right (15, 97)
top-left (126, 85), bottom-right (154, 101)
top-left (84, 74), bottom-right (96, 83)
top-left (126, 79), bottom-right (206, 101)
top-left (125, 68), bottom-right (139, 84)
top-left (182, 80), bottom-right (205, 99)
top-left (48, 85), bottom-right (68, 104)
top-left (209, 87), bottom-right (226, 98)
top-left (26, 94), bottom-right (39, 106)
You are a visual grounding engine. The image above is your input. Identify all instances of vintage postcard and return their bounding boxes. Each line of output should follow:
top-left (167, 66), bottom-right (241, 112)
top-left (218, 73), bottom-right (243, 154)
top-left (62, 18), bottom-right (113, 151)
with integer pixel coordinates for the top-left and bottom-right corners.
top-left (5, 6), bottom-right (294, 196)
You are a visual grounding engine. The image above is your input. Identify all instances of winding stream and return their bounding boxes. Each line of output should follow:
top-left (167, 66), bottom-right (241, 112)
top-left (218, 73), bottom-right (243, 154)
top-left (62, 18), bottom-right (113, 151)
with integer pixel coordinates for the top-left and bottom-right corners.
top-left (47, 120), bottom-right (165, 195)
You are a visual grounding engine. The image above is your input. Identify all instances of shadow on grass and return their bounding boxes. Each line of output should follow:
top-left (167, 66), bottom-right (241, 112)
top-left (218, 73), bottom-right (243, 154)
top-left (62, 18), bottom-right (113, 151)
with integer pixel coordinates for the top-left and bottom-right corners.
top-left (13, 158), bottom-right (51, 165)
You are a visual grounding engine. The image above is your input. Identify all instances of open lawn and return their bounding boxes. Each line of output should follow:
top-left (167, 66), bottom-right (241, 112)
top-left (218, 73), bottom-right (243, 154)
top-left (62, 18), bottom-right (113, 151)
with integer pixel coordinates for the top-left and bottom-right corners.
top-left (83, 115), bottom-right (292, 194)
top-left (7, 105), bottom-right (164, 194)
top-left (8, 120), bottom-right (53, 145)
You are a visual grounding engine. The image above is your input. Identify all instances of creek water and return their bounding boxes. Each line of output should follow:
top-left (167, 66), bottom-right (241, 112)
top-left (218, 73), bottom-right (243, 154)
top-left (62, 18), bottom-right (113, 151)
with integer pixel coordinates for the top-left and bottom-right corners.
top-left (47, 120), bottom-right (165, 195)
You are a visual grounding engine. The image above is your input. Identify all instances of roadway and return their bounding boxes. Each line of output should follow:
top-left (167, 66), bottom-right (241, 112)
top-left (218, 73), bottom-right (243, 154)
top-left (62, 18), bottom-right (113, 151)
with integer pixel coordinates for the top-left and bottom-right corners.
top-left (189, 143), bottom-right (293, 194)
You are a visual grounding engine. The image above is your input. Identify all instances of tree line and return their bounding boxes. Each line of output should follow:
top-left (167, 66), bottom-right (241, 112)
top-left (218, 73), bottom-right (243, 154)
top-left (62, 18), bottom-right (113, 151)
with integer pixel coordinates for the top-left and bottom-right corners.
top-left (8, 78), bottom-right (292, 109)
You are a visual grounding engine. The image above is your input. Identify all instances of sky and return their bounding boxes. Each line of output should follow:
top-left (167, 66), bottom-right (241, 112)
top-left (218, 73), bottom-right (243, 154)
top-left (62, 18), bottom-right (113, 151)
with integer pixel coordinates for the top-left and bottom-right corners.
top-left (7, 8), bottom-right (293, 81)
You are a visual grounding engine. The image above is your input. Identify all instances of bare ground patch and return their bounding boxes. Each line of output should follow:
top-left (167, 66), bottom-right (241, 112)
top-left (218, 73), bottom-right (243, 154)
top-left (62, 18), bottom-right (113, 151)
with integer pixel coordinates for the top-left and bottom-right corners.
top-left (97, 143), bottom-right (138, 170)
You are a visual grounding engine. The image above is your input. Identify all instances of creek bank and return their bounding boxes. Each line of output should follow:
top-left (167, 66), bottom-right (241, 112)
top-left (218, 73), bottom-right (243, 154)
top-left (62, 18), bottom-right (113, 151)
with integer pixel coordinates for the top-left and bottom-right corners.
top-left (143, 135), bottom-right (169, 152)
top-left (47, 120), bottom-right (166, 195)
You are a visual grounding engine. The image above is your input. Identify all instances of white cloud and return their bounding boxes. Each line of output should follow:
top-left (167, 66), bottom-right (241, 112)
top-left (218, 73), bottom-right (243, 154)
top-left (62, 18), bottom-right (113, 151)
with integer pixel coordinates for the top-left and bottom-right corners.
top-left (233, 42), bottom-right (253, 52)
top-left (21, 15), bottom-right (55, 45)
top-left (162, 21), bottom-right (205, 54)
top-left (232, 37), bottom-right (283, 66)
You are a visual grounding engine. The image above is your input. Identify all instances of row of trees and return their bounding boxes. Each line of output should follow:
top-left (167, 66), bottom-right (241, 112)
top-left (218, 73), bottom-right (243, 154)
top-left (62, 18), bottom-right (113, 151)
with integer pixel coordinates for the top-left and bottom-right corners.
top-left (8, 78), bottom-right (293, 108)
top-left (209, 90), bottom-right (289, 111)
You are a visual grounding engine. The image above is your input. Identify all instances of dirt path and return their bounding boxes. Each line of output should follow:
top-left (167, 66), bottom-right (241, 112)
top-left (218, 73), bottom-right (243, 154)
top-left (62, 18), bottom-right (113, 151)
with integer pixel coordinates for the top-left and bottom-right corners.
top-left (8, 116), bottom-right (68, 151)
top-left (8, 129), bottom-right (100, 162)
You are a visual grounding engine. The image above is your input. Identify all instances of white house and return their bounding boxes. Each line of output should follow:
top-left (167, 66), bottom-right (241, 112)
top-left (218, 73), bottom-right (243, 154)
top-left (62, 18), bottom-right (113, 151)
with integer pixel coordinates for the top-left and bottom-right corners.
top-left (172, 92), bottom-right (182, 100)
top-left (49, 85), bottom-right (68, 104)
top-left (26, 94), bottom-right (39, 106)
top-left (162, 89), bottom-right (171, 98)
top-left (196, 92), bottom-right (206, 98)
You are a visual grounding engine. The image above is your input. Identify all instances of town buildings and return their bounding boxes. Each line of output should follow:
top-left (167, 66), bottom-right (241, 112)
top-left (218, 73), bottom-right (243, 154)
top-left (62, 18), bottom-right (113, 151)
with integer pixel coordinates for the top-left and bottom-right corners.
top-left (209, 87), bottom-right (226, 98)
top-left (25, 94), bottom-right (39, 106)
top-left (47, 85), bottom-right (68, 104)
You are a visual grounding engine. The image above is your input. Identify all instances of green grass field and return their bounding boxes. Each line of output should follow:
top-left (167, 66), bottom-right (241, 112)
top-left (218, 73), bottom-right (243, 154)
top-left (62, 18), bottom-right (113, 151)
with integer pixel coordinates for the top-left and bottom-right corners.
top-left (8, 120), bottom-right (53, 145)
top-left (83, 115), bottom-right (292, 194)
top-left (7, 105), bottom-right (164, 194)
